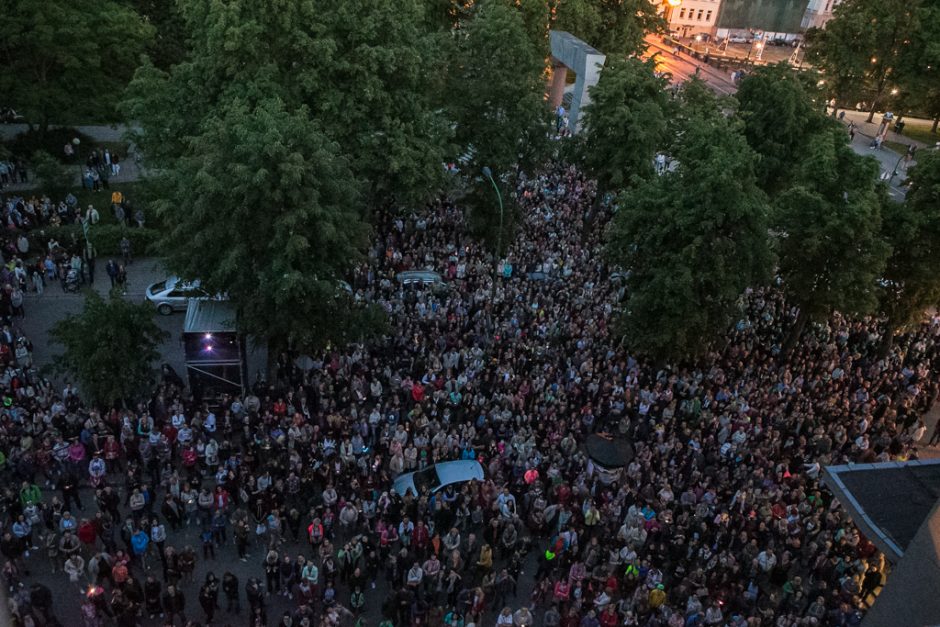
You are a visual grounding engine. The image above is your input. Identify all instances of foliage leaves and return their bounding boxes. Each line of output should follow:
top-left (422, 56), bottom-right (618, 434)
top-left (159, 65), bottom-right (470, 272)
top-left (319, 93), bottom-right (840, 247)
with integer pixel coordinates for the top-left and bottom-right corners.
top-left (736, 64), bottom-right (828, 193)
top-left (879, 151), bottom-right (940, 335)
top-left (152, 96), bottom-right (371, 351)
top-left (553, 0), bottom-right (664, 55)
top-left (774, 126), bottom-right (890, 322)
top-left (446, 0), bottom-right (551, 177)
top-left (581, 57), bottom-right (671, 193)
top-left (805, 0), bottom-right (918, 114)
top-left (608, 84), bottom-right (771, 362)
top-left (0, 0), bottom-right (153, 127)
top-left (50, 292), bottom-right (167, 407)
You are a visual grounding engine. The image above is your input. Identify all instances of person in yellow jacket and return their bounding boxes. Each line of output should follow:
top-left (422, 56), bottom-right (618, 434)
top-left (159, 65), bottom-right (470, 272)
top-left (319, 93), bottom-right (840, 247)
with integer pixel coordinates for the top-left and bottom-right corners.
top-left (649, 583), bottom-right (666, 609)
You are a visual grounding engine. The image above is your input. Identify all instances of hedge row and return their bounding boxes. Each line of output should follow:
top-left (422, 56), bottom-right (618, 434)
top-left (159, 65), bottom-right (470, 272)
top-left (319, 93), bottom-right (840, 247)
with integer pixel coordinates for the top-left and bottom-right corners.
top-left (24, 224), bottom-right (160, 257)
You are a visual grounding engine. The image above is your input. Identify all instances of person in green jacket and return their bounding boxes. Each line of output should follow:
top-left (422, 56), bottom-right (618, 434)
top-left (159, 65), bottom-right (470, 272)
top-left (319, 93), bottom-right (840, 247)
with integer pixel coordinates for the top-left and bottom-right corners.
top-left (20, 481), bottom-right (41, 508)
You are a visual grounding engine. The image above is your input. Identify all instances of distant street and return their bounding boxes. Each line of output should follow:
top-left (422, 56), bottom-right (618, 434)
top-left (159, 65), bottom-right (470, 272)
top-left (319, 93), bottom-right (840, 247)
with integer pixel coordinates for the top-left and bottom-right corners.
top-left (642, 35), bottom-right (920, 199)
top-left (643, 36), bottom-right (738, 96)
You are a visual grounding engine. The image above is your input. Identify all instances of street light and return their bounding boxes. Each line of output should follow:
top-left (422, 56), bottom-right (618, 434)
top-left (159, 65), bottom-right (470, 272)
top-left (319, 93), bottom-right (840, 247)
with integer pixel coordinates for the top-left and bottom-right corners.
top-left (481, 166), bottom-right (504, 297)
top-left (664, 0), bottom-right (681, 25)
top-left (72, 137), bottom-right (82, 179)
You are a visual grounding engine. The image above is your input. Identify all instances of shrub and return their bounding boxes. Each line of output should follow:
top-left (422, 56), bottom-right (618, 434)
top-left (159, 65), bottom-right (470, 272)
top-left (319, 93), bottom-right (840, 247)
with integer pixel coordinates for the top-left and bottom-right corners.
top-left (25, 224), bottom-right (159, 257)
top-left (30, 150), bottom-right (75, 195)
top-left (6, 128), bottom-right (94, 162)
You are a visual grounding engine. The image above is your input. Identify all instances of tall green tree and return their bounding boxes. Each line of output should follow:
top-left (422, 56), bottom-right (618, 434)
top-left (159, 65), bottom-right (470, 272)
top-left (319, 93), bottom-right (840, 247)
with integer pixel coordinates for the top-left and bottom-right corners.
top-left (581, 57), bottom-right (671, 204)
top-left (878, 151), bottom-right (940, 353)
top-left (774, 126), bottom-right (890, 351)
top-left (50, 292), bottom-right (167, 407)
top-left (303, 0), bottom-right (451, 206)
top-left (736, 64), bottom-right (828, 194)
top-left (608, 85), bottom-right (771, 362)
top-left (553, 0), bottom-right (663, 54)
top-left (806, 0), bottom-right (918, 122)
top-left (125, 0), bottom-right (448, 207)
top-left (893, 1), bottom-right (940, 133)
top-left (446, 0), bottom-right (550, 177)
top-left (153, 96), bottom-right (371, 353)
top-left (130, 0), bottom-right (187, 70)
top-left (0, 0), bottom-right (153, 131)
top-left (31, 151), bottom-right (75, 196)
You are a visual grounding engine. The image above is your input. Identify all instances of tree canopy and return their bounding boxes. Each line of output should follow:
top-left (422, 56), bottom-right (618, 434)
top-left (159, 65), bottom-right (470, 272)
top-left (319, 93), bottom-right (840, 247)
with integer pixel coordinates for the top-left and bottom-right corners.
top-left (0, 0), bottom-right (153, 129)
top-left (736, 64), bottom-right (828, 193)
top-left (554, 0), bottom-right (663, 55)
top-left (445, 0), bottom-right (550, 177)
top-left (774, 126), bottom-right (890, 347)
top-left (50, 292), bottom-right (167, 407)
top-left (581, 57), bottom-right (671, 196)
top-left (125, 0), bottom-right (449, 207)
top-left (806, 0), bottom-right (919, 121)
top-left (878, 151), bottom-right (940, 348)
top-left (608, 82), bottom-right (771, 362)
top-left (152, 96), bottom-right (371, 352)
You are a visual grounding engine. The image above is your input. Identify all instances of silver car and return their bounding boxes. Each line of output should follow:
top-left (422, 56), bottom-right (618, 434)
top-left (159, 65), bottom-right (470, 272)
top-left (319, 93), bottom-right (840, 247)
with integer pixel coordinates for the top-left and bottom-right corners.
top-left (145, 277), bottom-right (209, 315)
top-left (392, 460), bottom-right (484, 497)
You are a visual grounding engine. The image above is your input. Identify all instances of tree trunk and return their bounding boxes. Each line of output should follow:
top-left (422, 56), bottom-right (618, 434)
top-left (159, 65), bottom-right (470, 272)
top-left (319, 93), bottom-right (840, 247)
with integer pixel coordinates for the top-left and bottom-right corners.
top-left (877, 309), bottom-right (902, 359)
top-left (584, 183), bottom-right (605, 242)
top-left (877, 326), bottom-right (896, 359)
top-left (932, 116), bottom-right (939, 133)
top-left (866, 100), bottom-right (878, 124)
top-left (781, 307), bottom-right (809, 358)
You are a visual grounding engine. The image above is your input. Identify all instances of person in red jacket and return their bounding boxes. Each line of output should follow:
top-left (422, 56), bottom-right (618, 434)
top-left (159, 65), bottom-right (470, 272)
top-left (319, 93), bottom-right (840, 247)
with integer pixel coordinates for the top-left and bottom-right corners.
top-left (412, 520), bottom-right (430, 557)
top-left (599, 604), bottom-right (619, 627)
top-left (77, 518), bottom-right (97, 548)
top-left (103, 435), bottom-right (122, 472)
top-left (213, 486), bottom-right (230, 511)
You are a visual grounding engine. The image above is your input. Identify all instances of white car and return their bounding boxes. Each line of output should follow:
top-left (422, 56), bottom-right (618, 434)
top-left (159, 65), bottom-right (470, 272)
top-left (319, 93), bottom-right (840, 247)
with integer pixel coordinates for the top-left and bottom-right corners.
top-left (393, 460), bottom-right (484, 497)
top-left (145, 277), bottom-right (210, 315)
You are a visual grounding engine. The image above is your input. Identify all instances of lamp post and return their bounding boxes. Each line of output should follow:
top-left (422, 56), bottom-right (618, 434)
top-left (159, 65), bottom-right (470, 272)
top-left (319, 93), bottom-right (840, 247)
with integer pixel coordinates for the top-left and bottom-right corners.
top-left (481, 166), bottom-right (504, 297)
top-left (72, 137), bottom-right (82, 181)
top-left (663, 0), bottom-right (682, 35)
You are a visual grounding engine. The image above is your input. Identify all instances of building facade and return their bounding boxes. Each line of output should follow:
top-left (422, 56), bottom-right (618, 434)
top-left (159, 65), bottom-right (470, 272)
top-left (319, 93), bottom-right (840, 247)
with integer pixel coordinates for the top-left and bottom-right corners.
top-left (801, 0), bottom-right (843, 29)
top-left (659, 0), bottom-right (842, 39)
top-left (664, 0), bottom-right (722, 37)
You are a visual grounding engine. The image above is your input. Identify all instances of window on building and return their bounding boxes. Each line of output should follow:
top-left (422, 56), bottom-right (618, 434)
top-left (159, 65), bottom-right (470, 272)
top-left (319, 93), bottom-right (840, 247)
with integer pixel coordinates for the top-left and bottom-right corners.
top-left (706, 10), bottom-right (713, 21)
top-left (679, 8), bottom-right (685, 18)
top-left (697, 9), bottom-right (704, 20)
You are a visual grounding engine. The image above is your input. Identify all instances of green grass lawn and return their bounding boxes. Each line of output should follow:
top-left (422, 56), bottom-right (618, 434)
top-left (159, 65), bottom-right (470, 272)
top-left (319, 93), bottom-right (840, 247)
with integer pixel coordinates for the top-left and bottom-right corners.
top-left (69, 181), bottom-right (147, 225)
top-left (882, 140), bottom-right (912, 156)
top-left (898, 122), bottom-right (939, 147)
top-left (21, 180), bottom-right (149, 228)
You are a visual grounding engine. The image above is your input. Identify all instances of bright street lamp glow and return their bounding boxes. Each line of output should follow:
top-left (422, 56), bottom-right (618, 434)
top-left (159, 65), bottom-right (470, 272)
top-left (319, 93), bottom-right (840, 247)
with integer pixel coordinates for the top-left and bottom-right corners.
top-left (667, 0), bottom-right (682, 6)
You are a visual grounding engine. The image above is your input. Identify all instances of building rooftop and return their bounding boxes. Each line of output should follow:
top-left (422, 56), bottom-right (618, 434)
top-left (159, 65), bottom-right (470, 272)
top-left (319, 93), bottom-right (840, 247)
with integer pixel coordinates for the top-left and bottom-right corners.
top-left (823, 459), bottom-right (940, 562)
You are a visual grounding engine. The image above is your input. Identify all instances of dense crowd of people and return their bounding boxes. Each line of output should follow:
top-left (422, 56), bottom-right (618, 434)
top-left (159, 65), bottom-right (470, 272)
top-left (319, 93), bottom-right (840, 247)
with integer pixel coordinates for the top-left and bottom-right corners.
top-left (0, 161), bottom-right (937, 627)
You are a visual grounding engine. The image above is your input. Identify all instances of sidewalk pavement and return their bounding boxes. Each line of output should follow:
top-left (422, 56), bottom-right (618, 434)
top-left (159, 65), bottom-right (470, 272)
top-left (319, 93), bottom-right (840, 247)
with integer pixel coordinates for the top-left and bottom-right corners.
top-left (836, 110), bottom-right (931, 150)
top-left (0, 123), bottom-right (144, 192)
top-left (0, 123), bottom-right (135, 143)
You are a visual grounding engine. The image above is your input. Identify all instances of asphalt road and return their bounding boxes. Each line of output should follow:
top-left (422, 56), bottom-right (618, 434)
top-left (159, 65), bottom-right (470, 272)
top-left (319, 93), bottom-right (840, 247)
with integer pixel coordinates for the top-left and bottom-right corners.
top-left (643, 37), bottom-right (738, 96)
top-left (641, 36), bottom-right (914, 199)
top-left (18, 258), bottom-right (188, 380)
